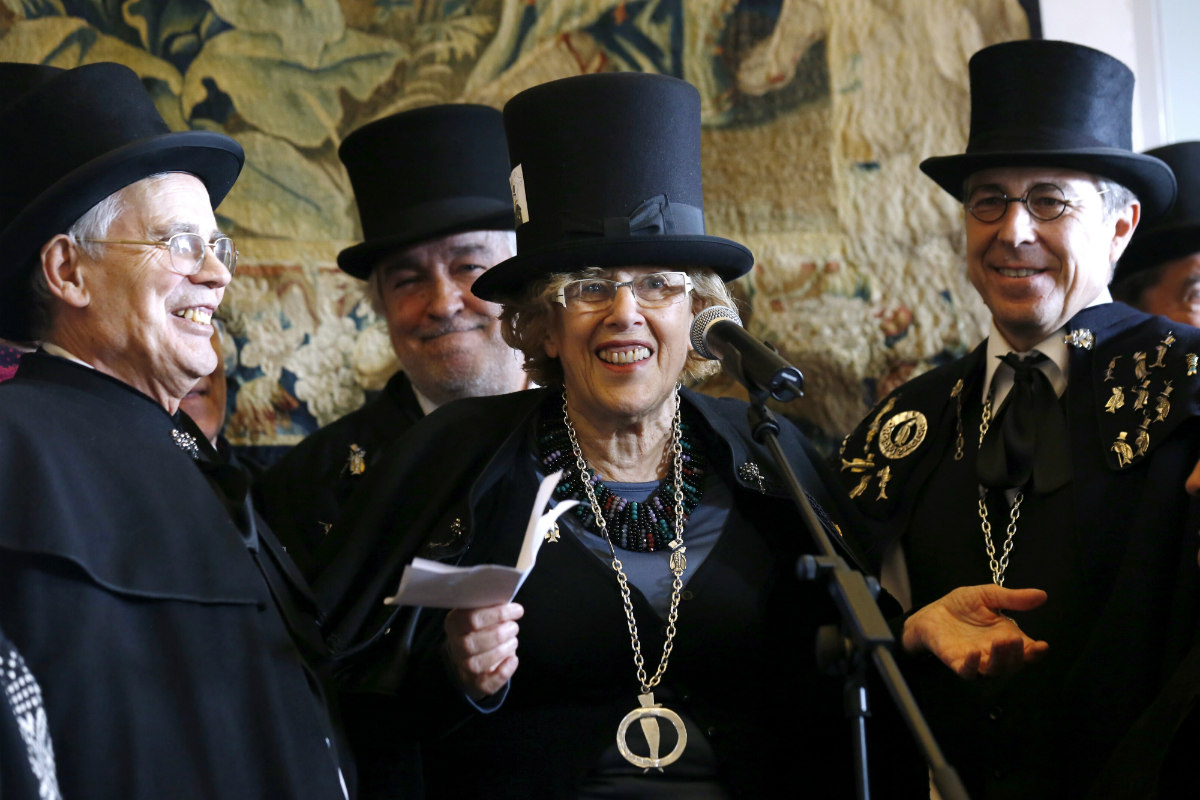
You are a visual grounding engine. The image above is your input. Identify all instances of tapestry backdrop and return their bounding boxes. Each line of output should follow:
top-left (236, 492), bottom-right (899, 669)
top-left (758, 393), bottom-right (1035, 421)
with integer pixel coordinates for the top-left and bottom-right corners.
top-left (0, 0), bottom-right (1030, 450)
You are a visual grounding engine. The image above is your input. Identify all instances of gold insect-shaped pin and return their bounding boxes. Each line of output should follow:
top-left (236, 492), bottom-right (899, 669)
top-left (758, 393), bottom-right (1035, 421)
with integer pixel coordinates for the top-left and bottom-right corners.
top-left (865, 397), bottom-right (896, 446)
top-left (1105, 386), bottom-right (1126, 414)
top-left (841, 454), bottom-right (876, 473)
top-left (876, 466), bottom-right (892, 501)
top-left (345, 443), bottom-right (366, 476)
top-left (1134, 419), bottom-right (1151, 459)
top-left (1134, 352), bottom-right (1148, 380)
top-left (1188, 353), bottom-right (1198, 377)
top-left (848, 473), bottom-right (872, 499)
top-left (1111, 431), bottom-right (1133, 468)
top-left (1105, 356), bottom-right (1122, 382)
top-left (1154, 381), bottom-right (1174, 423)
top-left (1151, 332), bottom-right (1176, 368)
top-left (1133, 379), bottom-right (1152, 411)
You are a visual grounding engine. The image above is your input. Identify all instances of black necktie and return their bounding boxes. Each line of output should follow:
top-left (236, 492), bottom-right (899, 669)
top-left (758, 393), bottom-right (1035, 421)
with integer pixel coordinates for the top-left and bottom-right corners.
top-left (977, 352), bottom-right (1072, 493)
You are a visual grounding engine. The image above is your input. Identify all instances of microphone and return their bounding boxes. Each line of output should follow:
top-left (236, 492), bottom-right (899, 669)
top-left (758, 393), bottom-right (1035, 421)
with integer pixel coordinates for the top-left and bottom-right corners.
top-left (690, 306), bottom-right (805, 403)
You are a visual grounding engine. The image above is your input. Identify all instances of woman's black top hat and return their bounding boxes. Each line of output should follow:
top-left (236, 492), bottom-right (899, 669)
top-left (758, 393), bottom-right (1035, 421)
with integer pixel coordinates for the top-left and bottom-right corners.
top-left (920, 40), bottom-right (1176, 222)
top-left (472, 72), bottom-right (754, 302)
top-left (0, 62), bottom-right (244, 342)
top-left (336, 104), bottom-right (515, 280)
top-left (1115, 141), bottom-right (1200, 281)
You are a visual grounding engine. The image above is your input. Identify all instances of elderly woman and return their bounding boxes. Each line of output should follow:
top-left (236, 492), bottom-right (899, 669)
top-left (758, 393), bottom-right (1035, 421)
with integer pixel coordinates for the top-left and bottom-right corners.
top-left (314, 73), bottom-right (919, 798)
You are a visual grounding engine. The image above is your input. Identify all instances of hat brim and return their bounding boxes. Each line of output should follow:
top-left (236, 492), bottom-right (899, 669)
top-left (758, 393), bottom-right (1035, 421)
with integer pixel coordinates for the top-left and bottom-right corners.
top-left (1114, 221), bottom-right (1200, 282)
top-left (919, 148), bottom-right (1177, 222)
top-left (471, 235), bottom-right (754, 302)
top-left (0, 130), bottom-right (243, 341)
top-left (336, 199), bottom-right (515, 279)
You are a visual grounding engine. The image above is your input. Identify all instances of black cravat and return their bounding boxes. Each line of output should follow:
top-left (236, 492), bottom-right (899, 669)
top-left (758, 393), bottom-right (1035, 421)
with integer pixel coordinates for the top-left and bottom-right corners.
top-left (977, 351), bottom-right (1071, 493)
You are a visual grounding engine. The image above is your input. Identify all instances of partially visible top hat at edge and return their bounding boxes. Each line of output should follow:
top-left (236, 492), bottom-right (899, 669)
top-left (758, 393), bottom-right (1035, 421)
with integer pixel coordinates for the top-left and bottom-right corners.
top-left (0, 61), bottom-right (244, 342)
top-left (1115, 141), bottom-right (1200, 282)
top-left (472, 72), bottom-right (754, 302)
top-left (920, 40), bottom-right (1176, 222)
top-left (336, 104), bottom-right (515, 280)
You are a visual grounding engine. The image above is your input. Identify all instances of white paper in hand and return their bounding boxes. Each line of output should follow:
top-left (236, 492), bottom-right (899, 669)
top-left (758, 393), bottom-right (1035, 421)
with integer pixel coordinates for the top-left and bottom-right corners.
top-left (383, 470), bottom-right (578, 609)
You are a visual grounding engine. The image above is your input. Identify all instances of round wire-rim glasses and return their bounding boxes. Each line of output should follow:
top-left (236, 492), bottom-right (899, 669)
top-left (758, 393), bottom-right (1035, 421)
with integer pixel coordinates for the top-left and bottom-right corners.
top-left (555, 271), bottom-right (694, 310)
top-left (965, 183), bottom-right (1109, 224)
top-left (78, 233), bottom-right (238, 276)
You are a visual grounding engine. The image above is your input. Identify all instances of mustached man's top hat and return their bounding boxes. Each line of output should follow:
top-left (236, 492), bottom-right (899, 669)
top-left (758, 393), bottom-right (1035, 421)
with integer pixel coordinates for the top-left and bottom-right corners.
top-left (1115, 142), bottom-right (1200, 282)
top-left (920, 40), bottom-right (1176, 222)
top-left (0, 62), bottom-right (244, 342)
top-left (336, 104), bottom-right (515, 280)
top-left (472, 72), bottom-right (753, 302)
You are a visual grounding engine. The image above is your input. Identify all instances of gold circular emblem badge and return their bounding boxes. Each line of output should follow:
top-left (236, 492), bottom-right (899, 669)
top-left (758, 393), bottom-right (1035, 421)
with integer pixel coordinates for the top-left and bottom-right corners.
top-left (878, 411), bottom-right (928, 460)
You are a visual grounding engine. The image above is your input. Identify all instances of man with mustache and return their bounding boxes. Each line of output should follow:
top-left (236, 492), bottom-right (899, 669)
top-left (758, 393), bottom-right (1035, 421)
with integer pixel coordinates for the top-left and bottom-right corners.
top-left (836, 41), bottom-right (1200, 797)
top-left (0, 62), bottom-right (347, 799)
top-left (254, 105), bottom-right (528, 576)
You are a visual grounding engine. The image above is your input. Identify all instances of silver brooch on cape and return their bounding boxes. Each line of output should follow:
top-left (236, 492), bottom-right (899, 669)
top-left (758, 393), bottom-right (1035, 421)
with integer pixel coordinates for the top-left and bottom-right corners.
top-left (171, 428), bottom-right (199, 459)
top-left (1064, 328), bottom-right (1094, 349)
top-left (738, 462), bottom-right (767, 492)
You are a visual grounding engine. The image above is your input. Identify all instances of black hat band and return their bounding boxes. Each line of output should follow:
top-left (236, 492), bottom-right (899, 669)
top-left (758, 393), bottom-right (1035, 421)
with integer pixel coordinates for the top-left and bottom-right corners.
top-left (519, 195), bottom-right (704, 253)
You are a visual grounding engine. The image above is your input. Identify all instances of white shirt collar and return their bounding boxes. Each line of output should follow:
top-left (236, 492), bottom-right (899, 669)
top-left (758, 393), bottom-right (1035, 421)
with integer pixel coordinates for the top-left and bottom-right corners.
top-left (41, 342), bottom-right (93, 369)
top-left (411, 382), bottom-right (438, 417)
top-left (981, 288), bottom-right (1112, 407)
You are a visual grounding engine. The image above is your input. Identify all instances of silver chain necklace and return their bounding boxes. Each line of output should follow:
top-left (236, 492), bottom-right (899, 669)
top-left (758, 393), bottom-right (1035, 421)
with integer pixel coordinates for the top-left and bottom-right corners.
top-left (561, 387), bottom-right (690, 771)
top-left (977, 395), bottom-right (1024, 586)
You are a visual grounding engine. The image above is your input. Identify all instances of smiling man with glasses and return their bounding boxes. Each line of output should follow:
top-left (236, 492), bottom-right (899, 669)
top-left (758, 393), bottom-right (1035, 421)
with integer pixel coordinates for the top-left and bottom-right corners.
top-left (835, 40), bottom-right (1200, 798)
top-left (0, 62), bottom-right (348, 800)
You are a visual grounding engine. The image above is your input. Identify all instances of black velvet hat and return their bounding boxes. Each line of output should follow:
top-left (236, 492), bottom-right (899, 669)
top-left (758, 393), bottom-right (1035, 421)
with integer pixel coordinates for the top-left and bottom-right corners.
top-left (1115, 141), bottom-right (1200, 281)
top-left (0, 62), bottom-right (244, 342)
top-left (920, 40), bottom-right (1176, 222)
top-left (336, 104), bottom-right (515, 280)
top-left (472, 72), bottom-right (753, 302)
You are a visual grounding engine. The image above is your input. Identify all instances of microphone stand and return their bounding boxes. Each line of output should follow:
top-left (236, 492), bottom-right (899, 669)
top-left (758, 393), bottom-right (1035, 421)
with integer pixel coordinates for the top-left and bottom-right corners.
top-left (744, 390), bottom-right (968, 800)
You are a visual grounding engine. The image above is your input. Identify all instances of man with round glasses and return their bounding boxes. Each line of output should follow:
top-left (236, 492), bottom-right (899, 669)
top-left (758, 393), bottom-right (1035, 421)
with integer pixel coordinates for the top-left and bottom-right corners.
top-left (0, 63), bottom-right (348, 799)
top-left (836, 41), bottom-right (1200, 797)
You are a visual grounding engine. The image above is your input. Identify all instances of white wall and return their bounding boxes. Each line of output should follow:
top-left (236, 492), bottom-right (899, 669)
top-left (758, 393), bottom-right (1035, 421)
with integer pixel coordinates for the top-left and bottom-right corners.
top-left (1041, 0), bottom-right (1200, 149)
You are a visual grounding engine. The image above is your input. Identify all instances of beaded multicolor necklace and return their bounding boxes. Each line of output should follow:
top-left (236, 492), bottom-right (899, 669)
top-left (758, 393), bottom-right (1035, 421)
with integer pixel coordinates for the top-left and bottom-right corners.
top-left (537, 392), bottom-right (706, 553)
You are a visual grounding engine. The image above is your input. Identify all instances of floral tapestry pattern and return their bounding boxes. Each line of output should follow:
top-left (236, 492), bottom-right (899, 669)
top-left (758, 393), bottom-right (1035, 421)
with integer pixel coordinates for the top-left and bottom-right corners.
top-left (0, 0), bottom-right (1029, 450)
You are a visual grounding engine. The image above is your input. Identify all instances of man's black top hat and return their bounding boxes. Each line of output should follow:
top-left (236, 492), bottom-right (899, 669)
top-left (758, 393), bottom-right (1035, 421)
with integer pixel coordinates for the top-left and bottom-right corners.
top-left (336, 104), bottom-right (515, 280)
top-left (472, 72), bottom-right (753, 302)
top-left (0, 62), bottom-right (244, 342)
top-left (920, 40), bottom-right (1176, 222)
top-left (1115, 141), bottom-right (1200, 282)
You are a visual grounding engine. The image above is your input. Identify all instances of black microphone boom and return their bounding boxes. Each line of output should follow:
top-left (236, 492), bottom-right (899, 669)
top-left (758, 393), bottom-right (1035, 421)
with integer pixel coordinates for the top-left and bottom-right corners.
top-left (690, 306), bottom-right (805, 403)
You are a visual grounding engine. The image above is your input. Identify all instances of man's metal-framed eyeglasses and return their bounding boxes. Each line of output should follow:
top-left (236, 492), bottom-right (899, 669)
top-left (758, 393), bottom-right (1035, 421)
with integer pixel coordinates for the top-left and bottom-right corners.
top-left (965, 183), bottom-right (1110, 224)
top-left (78, 233), bottom-right (238, 276)
top-left (554, 271), bottom-right (694, 310)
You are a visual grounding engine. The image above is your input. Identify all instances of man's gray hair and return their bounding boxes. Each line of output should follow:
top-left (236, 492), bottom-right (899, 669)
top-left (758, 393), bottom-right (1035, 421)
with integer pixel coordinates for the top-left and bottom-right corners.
top-left (363, 229), bottom-right (517, 316)
top-left (25, 184), bottom-right (130, 342)
top-left (1097, 177), bottom-right (1137, 220)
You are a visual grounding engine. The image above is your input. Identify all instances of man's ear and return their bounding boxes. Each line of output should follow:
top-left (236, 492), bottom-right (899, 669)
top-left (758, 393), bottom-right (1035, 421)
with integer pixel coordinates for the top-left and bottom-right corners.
top-left (1109, 200), bottom-right (1141, 264)
top-left (41, 234), bottom-right (90, 309)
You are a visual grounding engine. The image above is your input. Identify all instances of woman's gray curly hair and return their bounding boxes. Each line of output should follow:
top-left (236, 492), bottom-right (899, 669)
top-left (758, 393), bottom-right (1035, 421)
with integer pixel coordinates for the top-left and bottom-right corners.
top-left (498, 266), bottom-right (738, 386)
